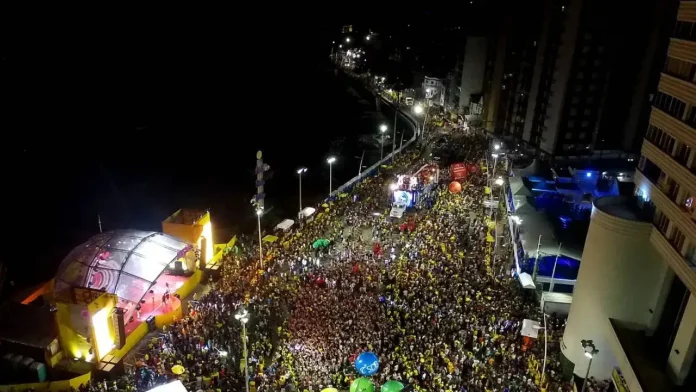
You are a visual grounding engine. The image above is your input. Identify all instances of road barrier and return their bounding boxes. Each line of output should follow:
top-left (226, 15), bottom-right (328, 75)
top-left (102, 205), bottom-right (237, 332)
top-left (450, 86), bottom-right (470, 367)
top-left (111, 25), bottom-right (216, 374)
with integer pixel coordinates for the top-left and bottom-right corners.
top-left (329, 96), bottom-right (419, 198)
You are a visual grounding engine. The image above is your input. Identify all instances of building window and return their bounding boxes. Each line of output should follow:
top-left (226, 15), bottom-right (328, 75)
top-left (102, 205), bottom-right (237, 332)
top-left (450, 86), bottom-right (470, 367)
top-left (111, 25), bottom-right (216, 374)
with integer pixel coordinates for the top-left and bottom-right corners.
top-left (687, 106), bottom-right (696, 128)
top-left (654, 209), bottom-right (671, 235)
top-left (676, 143), bottom-right (691, 167)
top-left (673, 228), bottom-right (687, 253)
top-left (654, 91), bottom-right (687, 119)
top-left (664, 56), bottom-right (696, 82)
top-left (673, 20), bottom-right (696, 42)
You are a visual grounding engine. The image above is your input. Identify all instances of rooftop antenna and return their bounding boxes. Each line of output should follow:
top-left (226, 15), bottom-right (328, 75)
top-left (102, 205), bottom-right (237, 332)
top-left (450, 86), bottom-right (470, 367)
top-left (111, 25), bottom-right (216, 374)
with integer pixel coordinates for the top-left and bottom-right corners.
top-left (98, 214), bottom-right (103, 234)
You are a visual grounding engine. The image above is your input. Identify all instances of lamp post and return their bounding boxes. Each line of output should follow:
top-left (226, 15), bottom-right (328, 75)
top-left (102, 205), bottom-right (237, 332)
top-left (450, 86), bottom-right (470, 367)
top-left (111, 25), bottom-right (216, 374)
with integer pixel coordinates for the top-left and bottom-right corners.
top-left (297, 168), bottom-right (307, 215)
top-left (533, 313), bottom-right (549, 386)
top-left (392, 91), bottom-right (400, 161)
top-left (379, 124), bottom-right (388, 161)
top-left (327, 157), bottom-right (336, 196)
top-left (235, 308), bottom-right (250, 392)
top-left (256, 208), bottom-right (264, 268)
top-left (580, 340), bottom-right (599, 392)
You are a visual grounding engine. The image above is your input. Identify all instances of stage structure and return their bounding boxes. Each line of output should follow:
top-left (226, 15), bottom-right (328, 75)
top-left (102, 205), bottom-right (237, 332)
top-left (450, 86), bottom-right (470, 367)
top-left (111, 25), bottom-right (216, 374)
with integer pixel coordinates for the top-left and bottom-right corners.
top-left (54, 288), bottom-right (120, 363)
top-left (162, 209), bottom-right (214, 269)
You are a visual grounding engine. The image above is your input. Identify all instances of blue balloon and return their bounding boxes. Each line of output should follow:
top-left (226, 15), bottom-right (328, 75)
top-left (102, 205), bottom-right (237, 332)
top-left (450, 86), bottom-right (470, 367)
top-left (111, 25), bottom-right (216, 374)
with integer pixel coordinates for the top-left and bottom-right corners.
top-left (355, 351), bottom-right (379, 376)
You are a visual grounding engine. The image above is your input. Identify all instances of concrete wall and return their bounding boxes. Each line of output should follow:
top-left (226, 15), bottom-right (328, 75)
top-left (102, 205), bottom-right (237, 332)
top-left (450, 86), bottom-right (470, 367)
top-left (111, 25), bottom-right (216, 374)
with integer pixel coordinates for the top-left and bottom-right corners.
top-left (459, 37), bottom-right (487, 109)
top-left (562, 196), bottom-right (667, 380)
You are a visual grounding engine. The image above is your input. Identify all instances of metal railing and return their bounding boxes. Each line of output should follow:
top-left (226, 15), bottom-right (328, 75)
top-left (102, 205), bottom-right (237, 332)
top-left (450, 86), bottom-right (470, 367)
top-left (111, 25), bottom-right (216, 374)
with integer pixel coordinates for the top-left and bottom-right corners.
top-left (328, 96), bottom-right (419, 198)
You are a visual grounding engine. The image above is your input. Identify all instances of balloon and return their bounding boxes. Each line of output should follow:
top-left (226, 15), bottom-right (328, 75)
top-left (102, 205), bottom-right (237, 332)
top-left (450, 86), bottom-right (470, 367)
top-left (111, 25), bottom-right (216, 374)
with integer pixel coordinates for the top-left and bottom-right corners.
top-left (350, 377), bottom-right (374, 392)
top-left (448, 181), bottom-right (462, 193)
top-left (381, 381), bottom-right (405, 392)
top-left (355, 351), bottom-right (379, 376)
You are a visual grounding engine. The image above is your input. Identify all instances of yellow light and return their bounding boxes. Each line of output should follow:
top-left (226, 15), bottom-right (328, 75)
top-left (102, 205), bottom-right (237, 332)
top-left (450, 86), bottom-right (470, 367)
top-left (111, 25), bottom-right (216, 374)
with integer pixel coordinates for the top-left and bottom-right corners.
top-left (92, 307), bottom-right (114, 360)
top-left (200, 221), bottom-right (214, 264)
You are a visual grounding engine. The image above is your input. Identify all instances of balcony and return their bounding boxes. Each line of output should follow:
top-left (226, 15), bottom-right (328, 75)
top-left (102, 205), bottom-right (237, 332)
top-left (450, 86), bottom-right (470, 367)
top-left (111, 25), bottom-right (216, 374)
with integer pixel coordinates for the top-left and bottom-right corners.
top-left (641, 140), bottom-right (696, 199)
top-left (634, 170), bottom-right (696, 295)
top-left (650, 108), bottom-right (696, 149)
top-left (659, 73), bottom-right (696, 108)
top-left (651, 218), bottom-right (696, 300)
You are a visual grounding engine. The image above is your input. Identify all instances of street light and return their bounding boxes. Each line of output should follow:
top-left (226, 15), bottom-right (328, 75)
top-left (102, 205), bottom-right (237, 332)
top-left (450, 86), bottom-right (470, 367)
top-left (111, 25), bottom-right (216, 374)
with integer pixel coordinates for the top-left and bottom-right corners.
top-left (256, 207), bottom-right (264, 269)
top-left (297, 168), bottom-right (307, 215)
top-left (533, 313), bottom-right (549, 386)
top-left (379, 124), bottom-right (388, 161)
top-left (327, 157), bottom-right (336, 196)
top-left (235, 308), bottom-right (250, 392)
top-left (580, 340), bottom-right (599, 392)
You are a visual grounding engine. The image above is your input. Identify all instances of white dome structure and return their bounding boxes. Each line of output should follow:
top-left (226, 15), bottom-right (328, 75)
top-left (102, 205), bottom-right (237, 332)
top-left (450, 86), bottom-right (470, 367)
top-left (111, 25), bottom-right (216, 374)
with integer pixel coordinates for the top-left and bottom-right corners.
top-left (55, 230), bottom-right (189, 304)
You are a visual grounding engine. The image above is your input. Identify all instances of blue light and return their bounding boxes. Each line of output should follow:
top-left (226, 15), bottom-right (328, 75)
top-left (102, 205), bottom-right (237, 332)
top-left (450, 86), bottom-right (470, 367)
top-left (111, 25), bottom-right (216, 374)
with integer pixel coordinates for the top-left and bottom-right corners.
top-left (586, 172), bottom-right (592, 178)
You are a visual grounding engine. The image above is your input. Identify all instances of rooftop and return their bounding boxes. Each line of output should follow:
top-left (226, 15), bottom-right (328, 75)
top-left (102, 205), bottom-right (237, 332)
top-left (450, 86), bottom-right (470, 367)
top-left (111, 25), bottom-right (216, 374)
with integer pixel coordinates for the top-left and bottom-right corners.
top-left (164, 209), bottom-right (208, 225)
top-left (594, 196), bottom-right (652, 223)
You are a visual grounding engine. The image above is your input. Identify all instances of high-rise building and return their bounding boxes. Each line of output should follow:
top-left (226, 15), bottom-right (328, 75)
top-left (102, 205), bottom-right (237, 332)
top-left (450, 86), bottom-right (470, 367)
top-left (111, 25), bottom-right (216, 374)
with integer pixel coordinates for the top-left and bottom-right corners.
top-left (482, 0), bottom-right (545, 135)
top-left (521, 0), bottom-right (671, 160)
top-left (447, 36), bottom-right (488, 115)
top-left (561, 1), bottom-right (696, 389)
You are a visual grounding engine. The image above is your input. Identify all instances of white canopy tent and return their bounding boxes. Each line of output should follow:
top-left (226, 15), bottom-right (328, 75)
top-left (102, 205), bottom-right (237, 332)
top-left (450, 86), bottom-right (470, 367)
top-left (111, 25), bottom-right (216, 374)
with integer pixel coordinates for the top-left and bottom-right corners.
top-left (521, 319), bottom-right (541, 338)
top-left (298, 207), bottom-right (316, 220)
top-left (518, 272), bottom-right (536, 290)
top-left (275, 219), bottom-right (295, 231)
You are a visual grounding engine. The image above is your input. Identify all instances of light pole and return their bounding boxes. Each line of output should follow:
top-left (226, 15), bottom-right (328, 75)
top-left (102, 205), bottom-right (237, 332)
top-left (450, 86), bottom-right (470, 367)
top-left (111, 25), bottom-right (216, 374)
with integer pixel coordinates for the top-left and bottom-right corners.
top-left (297, 168), bottom-right (307, 215)
top-left (379, 124), bottom-right (388, 161)
top-left (580, 340), bottom-right (599, 392)
top-left (256, 207), bottom-right (264, 269)
top-left (235, 308), bottom-right (250, 392)
top-left (413, 104), bottom-right (427, 138)
top-left (327, 157), bottom-right (336, 196)
top-left (392, 92), bottom-right (400, 161)
top-left (533, 313), bottom-right (549, 386)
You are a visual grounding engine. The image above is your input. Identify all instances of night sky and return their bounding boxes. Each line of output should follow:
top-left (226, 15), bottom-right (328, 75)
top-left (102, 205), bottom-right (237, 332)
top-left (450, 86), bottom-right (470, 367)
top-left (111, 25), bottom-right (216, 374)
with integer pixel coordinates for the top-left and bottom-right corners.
top-left (1, 3), bottom-right (498, 292)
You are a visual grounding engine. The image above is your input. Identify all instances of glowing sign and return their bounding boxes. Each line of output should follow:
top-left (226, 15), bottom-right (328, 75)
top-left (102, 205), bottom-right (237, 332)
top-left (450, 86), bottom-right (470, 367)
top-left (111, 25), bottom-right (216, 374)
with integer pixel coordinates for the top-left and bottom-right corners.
top-left (92, 307), bottom-right (114, 360)
top-left (393, 191), bottom-right (414, 207)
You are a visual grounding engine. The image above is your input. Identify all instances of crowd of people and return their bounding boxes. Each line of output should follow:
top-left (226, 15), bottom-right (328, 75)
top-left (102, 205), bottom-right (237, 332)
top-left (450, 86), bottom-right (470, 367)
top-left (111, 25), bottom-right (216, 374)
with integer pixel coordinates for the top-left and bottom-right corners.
top-left (61, 124), bottom-right (611, 392)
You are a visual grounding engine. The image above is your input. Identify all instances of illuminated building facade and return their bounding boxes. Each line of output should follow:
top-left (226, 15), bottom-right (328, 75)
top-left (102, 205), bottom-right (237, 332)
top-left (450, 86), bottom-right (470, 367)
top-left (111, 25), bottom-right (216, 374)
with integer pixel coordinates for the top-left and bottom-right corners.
top-left (563, 2), bottom-right (696, 389)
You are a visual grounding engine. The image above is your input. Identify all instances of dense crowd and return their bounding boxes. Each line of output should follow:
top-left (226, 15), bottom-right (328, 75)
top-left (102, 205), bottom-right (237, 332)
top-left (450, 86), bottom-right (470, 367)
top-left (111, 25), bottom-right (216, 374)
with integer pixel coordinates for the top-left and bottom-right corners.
top-left (63, 126), bottom-right (609, 392)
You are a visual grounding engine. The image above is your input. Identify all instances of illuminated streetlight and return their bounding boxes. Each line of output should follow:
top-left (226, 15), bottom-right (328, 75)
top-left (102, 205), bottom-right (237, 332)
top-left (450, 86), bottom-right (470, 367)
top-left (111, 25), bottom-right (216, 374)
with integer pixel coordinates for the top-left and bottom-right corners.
top-left (580, 340), bottom-right (599, 392)
top-left (379, 124), bottom-right (388, 161)
top-left (235, 308), bottom-right (250, 392)
top-left (255, 207), bottom-right (264, 268)
top-left (327, 157), bottom-right (337, 196)
top-left (297, 168), bottom-right (307, 214)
